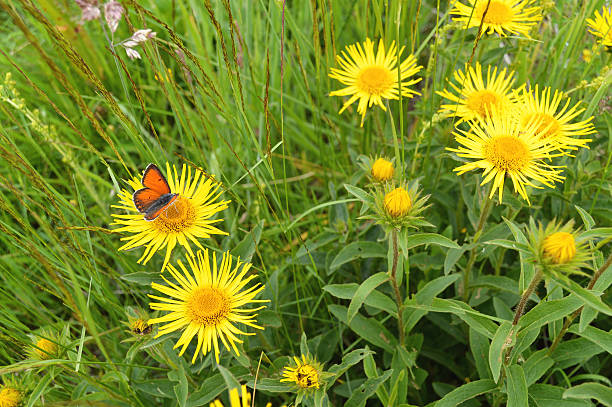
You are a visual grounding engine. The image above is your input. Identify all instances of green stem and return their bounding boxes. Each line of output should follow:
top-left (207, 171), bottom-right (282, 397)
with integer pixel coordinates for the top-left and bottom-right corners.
top-left (462, 191), bottom-right (493, 301)
top-left (504, 268), bottom-right (544, 363)
top-left (548, 252), bottom-right (612, 354)
top-left (390, 229), bottom-right (405, 346)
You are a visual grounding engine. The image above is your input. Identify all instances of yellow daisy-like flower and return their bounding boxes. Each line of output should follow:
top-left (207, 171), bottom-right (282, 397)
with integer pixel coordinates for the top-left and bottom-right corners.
top-left (515, 85), bottom-right (594, 151)
top-left (586, 7), bottom-right (612, 47)
top-left (111, 163), bottom-right (230, 270)
top-left (210, 384), bottom-right (282, 407)
top-left (281, 354), bottom-right (323, 390)
top-left (30, 337), bottom-right (58, 360)
top-left (542, 231), bottom-right (576, 264)
top-left (451, 0), bottom-right (542, 37)
top-left (371, 158), bottom-right (394, 182)
top-left (329, 38), bottom-right (422, 126)
top-left (0, 386), bottom-right (21, 407)
top-left (148, 249), bottom-right (268, 363)
top-left (437, 63), bottom-right (517, 124)
top-left (448, 108), bottom-right (565, 203)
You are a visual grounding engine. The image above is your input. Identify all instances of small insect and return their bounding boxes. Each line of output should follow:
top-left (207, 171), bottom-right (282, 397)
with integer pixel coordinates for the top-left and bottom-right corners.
top-left (132, 163), bottom-right (178, 221)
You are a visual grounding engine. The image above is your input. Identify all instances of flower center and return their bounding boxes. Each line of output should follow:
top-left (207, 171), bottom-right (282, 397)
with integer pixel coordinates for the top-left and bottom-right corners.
top-left (466, 90), bottom-right (499, 117)
top-left (484, 136), bottom-right (530, 171)
top-left (477, 1), bottom-right (513, 24)
top-left (153, 196), bottom-right (196, 233)
top-left (295, 364), bottom-right (320, 389)
top-left (357, 66), bottom-right (394, 95)
top-left (523, 113), bottom-right (561, 140)
top-left (542, 231), bottom-right (576, 264)
top-left (185, 287), bottom-right (230, 326)
top-left (0, 388), bottom-right (21, 407)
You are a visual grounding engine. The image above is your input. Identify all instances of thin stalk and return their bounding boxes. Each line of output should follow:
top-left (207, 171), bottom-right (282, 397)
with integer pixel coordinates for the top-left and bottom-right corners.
top-left (462, 190), bottom-right (493, 301)
top-left (390, 229), bottom-right (405, 346)
top-left (548, 253), bottom-right (612, 354)
top-left (504, 268), bottom-right (544, 363)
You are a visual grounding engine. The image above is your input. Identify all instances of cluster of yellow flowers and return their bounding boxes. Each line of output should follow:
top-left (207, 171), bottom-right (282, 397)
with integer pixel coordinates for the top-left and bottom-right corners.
top-left (110, 163), bottom-right (324, 406)
top-left (327, 5), bottom-right (608, 274)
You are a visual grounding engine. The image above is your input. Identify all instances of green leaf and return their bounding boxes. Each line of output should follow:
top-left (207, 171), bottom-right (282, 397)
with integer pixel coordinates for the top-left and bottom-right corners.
top-left (518, 296), bottom-right (583, 332)
top-left (329, 242), bottom-right (387, 272)
top-left (484, 239), bottom-right (530, 252)
top-left (489, 321), bottom-right (513, 383)
top-left (563, 382), bottom-right (612, 407)
top-left (344, 370), bottom-right (393, 407)
top-left (554, 277), bottom-right (612, 316)
top-left (505, 365), bottom-right (528, 407)
top-left (403, 233), bottom-right (460, 250)
top-left (248, 378), bottom-right (292, 392)
top-left (347, 272), bottom-right (389, 324)
top-left (503, 218), bottom-right (535, 292)
top-left (435, 379), bottom-right (497, 407)
top-left (529, 384), bottom-right (591, 407)
top-left (469, 328), bottom-right (491, 380)
top-left (231, 219), bottom-right (263, 261)
top-left (568, 325), bottom-right (612, 355)
top-left (217, 365), bottom-right (240, 395)
top-left (575, 205), bottom-right (595, 230)
top-left (120, 271), bottom-right (163, 286)
top-left (330, 305), bottom-right (397, 352)
top-left (26, 371), bottom-right (53, 407)
top-left (444, 247), bottom-right (466, 275)
top-left (323, 284), bottom-right (397, 317)
top-left (523, 349), bottom-right (554, 386)
top-left (327, 348), bottom-right (375, 386)
top-left (404, 274), bottom-right (461, 333)
top-left (169, 365), bottom-right (188, 407)
top-left (344, 184), bottom-right (373, 205)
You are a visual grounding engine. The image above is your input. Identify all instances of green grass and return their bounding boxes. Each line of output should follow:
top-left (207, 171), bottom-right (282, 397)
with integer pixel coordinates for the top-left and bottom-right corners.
top-left (0, 0), bottom-right (611, 406)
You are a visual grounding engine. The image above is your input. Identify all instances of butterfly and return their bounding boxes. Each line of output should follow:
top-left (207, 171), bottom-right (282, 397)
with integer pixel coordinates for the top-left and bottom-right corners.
top-left (132, 164), bottom-right (178, 221)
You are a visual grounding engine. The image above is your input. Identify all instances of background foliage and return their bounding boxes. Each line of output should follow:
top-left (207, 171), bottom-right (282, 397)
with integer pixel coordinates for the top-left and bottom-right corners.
top-left (0, 0), bottom-right (611, 406)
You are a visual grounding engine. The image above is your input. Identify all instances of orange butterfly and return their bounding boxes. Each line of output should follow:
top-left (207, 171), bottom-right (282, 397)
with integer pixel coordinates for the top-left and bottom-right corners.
top-left (132, 164), bottom-right (178, 221)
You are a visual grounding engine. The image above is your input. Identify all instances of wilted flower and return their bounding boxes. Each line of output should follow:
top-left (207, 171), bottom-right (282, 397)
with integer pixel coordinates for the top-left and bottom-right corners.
top-left (75, 0), bottom-right (101, 22)
top-left (121, 29), bottom-right (157, 60)
top-left (281, 354), bottom-right (325, 391)
top-left (104, 1), bottom-right (124, 33)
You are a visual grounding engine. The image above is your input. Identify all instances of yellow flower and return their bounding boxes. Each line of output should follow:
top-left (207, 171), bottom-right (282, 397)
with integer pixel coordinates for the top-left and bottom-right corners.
top-left (371, 158), bottom-right (394, 182)
top-left (586, 7), bottom-right (612, 47)
top-left (451, 0), bottom-right (542, 37)
top-left (542, 232), bottom-right (576, 264)
top-left (31, 337), bottom-right (58, 360)
top-left (130, 318), bottom-right (152, 335)
top-left (0, 386), bottom-right (21, 407)
top-left (447, 108), bottom-right (565, 203)
top-left (582, 49), bottom-right (592, 63)
top-left (148, 249), bottom-right (268, 363)
top-left (281, 354), bottom-right (324, 391)
top-left (437, 63), bottom-right (517, 124)
top-left (384, 187), bottom-right (412, 217)
top-left (515, 85), bottom-right (594, 151)
top-left (111, 163), bottom-right (230, 270)
top-left (210, 384), bottom-right (281, 407)
top-left (329, 38), bottom-right (422, 126)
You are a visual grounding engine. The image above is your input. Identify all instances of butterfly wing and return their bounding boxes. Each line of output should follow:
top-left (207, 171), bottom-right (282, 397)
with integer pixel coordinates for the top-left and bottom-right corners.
top-left (144, 194), bottom-right (178, 221)
top-left (141, 164), bottom-right (172, 195)
top-left (133, 188), bottom-right (164, 213)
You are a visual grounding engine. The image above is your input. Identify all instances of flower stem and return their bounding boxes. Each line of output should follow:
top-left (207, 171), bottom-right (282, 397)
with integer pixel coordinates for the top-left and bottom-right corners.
top-left (504, 268), bottom-right (543, 363)
top-left (548, 252), bottom-right (612, 354)
top-left (462, 191), bottom-right (493, 301)
top-left (390, 229), bottom-right (405, 346)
